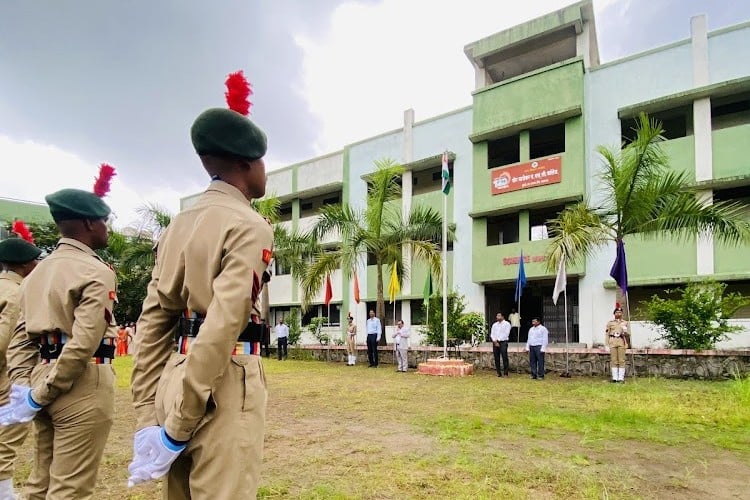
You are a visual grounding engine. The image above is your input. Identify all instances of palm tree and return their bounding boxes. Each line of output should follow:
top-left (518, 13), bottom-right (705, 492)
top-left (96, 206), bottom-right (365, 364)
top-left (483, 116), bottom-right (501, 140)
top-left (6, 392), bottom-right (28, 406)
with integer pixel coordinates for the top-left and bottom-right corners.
top-left (300, 158), bottom-right (454, 344)
top-left (120, 204), bottom-right (173, 271)
top-left (546, 113), bottom-right (750, 278)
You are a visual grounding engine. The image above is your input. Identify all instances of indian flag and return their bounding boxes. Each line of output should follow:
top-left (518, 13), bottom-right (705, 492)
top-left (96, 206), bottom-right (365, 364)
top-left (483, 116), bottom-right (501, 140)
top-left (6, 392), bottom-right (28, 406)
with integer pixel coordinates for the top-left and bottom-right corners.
top-left (441, 152), bottom-right (451, 195)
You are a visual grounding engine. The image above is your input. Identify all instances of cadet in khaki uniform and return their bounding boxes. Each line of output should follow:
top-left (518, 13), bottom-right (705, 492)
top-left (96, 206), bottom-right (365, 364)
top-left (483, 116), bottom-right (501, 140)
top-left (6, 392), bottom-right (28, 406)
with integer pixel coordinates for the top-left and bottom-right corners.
top-left (0, 235), bottom-right (41, 499)
top-left (128, 72), bottom-right (274, 499)
top-left (605, 305), bottom-right (629, 383)
top-left (0, 190), bottom-right (117, 500)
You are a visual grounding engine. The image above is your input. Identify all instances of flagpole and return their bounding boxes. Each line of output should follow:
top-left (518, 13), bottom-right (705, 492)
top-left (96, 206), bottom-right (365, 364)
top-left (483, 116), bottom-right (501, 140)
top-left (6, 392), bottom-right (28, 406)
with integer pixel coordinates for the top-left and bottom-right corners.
top-left (564, 289), bottom-right (570, 375)
top-left (625, 291), bottom-right (635, 379)
top-left (442, 169), bottom-right (448, 359)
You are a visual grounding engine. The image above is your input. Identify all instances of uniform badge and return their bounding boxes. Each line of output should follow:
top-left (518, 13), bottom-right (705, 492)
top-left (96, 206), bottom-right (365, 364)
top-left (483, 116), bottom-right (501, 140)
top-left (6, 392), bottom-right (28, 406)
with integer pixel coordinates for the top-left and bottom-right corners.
top-left (262, 248), bottom-right (273, 265)
top-left (109, 290), bottom-right (117, 301)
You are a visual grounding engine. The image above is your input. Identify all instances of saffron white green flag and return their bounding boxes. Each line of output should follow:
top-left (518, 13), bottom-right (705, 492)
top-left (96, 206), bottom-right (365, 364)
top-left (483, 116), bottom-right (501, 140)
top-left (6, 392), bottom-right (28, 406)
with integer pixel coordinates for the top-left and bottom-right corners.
top-left (441, 152), bottom-right (451, 195)
top-left (552, 256), bottom-right (566, 306)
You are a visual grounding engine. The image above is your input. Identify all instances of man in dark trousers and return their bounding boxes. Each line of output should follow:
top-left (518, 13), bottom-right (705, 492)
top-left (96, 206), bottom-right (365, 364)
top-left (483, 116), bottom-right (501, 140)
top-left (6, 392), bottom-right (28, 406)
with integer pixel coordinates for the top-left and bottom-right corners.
top-left (490, 312), bottom-right (511, 377)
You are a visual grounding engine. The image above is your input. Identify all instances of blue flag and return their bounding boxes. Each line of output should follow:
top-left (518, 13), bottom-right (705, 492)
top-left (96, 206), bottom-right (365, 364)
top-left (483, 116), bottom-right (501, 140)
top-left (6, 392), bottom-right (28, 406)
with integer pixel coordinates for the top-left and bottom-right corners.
top-left (515, 251), bottom-right (527, 304)
top-left (609, 239), bottom-right (629, 295)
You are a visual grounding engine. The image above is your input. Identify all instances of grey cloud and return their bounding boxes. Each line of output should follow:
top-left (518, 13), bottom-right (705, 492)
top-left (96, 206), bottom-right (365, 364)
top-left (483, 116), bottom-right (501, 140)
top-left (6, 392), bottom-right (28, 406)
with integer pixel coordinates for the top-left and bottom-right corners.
top-left (0, 0), bottom-right (363, 190)
top-left (598, 0), bottom-right (750, 62)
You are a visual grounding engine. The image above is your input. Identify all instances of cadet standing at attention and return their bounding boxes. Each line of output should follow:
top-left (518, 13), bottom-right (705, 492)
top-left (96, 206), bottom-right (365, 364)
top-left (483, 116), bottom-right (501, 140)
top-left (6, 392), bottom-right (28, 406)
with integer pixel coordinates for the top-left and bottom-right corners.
top-left (0, 165), bottom-right (119, 500)
top-left (605, 304), bottom-right (629, 383)
top-left (127, 70), bottom-right (274, 499)
top-left (0, 222), bottom-right (41, 499)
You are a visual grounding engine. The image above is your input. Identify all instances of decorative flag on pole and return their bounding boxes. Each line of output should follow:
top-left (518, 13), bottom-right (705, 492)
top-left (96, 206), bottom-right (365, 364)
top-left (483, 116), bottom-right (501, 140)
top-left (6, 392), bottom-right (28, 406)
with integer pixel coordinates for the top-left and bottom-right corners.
top-left (515, 251), bottom-right (527, 304)
top-left (324, 275), bottom-right (333, 306)
top-left (552, 256), bottom-right (567, 306)
top-left (353, 270), bottom-right (361, 304)
top-left (388, 264), bottom-right (400, 304)
top-left (609, 239), bottom-right (629, 295)
top-left (422, 273), bottom-right (433, 306)
top-left (441, 152), bottom-right (451, 195)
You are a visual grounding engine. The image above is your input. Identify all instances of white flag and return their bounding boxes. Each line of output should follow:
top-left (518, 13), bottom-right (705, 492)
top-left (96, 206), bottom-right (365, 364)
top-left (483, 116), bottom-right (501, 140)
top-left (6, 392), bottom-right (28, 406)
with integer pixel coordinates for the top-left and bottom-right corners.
top-left (552, 256), bottom-right (566, 306)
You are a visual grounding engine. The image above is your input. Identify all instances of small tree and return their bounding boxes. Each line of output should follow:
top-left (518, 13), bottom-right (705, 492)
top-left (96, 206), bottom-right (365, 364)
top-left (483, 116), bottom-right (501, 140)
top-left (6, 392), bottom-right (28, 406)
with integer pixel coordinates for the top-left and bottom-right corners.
top-left (424, 292), bottom-right (468, 345)
top-left (645, 281), bottom-right (749, 349)
top-left (308, 317), bottom-right (329, 345)
top-left (286, 308), bottom-right (302, 345)
top-left (458, 312), bottom-right (487, 347)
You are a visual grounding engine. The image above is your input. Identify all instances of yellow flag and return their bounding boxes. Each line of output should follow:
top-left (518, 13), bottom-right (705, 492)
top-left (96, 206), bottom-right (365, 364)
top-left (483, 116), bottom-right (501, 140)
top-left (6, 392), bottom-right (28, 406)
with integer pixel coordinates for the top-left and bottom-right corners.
top-left (388, 264), bottom-right (400, 303)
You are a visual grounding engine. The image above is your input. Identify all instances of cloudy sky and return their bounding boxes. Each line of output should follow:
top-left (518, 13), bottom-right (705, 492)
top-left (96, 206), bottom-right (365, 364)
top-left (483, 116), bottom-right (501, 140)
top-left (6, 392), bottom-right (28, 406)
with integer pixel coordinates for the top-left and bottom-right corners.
top-left (1, 0), bottom-right (748, 229)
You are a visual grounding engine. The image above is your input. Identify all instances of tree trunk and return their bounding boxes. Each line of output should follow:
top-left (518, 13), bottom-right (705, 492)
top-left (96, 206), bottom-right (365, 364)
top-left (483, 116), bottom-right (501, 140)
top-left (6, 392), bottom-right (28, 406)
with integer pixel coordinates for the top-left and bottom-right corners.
top-left (376, 262), bottom-right (387, 346)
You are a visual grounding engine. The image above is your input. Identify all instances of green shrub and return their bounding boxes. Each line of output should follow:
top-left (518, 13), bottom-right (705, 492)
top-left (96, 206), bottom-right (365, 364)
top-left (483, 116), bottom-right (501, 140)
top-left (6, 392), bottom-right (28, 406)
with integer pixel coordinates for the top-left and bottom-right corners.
top-left (287, 308), bottom-right (302, 345)
top-left (308, 317), bottom-right (329, 344)
top-left (645, 281), bottom-right (749, 349)
top-left (424, 292), bottom-right (485, 346)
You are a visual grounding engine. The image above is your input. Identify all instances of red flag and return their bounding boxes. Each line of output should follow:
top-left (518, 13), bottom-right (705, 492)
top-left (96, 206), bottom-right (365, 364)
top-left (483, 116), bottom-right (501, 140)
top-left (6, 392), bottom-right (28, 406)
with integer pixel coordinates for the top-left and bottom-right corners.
top-left (324, 275), bottom-right (333, 306)
top-left (353, 270), bottom-right (360, 304)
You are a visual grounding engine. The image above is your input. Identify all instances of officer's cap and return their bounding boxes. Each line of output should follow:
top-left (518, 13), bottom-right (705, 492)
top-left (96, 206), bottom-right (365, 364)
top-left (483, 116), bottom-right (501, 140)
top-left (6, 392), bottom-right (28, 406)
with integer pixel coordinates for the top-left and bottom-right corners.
top-left (0, 238), bottom-right (42, 264)
top-left (45, 188), bottom-right (112, 221)
top-left (190, 108), bottom-right (267, 161)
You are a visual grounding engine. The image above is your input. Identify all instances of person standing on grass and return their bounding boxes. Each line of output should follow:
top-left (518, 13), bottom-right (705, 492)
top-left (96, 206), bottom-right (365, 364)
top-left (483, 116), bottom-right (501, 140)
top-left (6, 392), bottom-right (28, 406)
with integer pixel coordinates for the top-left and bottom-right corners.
top-left (393, 320), bottom-right (410, 372)
top-left (0, 234), bottom-right (41, 499)
top-left (525, 317), bottom-right (548, 380)
top-left (276, 318), bottom-right (289, 361)
top-left (365, 310), bottom-right (381, 367)
top-left (605, 305), bottom-right (629, 383)
top-left (127, 71), bottom-right (274, 498)
top-left (345, 315), bottom-right (357, 365)
top-left (2, 186), bottom-right (118, 500)
top-left (490, 312), bottom-right (511, 377)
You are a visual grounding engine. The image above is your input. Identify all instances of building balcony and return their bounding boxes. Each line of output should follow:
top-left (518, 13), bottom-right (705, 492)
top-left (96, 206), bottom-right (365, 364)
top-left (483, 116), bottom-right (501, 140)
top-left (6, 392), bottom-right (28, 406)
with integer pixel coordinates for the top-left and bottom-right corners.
top-left (472, 239), bottom-right (581, 284)
top-left (297, 215), bottom-right (339, 245)
top-left (712, 123), bottom-right (750, 181)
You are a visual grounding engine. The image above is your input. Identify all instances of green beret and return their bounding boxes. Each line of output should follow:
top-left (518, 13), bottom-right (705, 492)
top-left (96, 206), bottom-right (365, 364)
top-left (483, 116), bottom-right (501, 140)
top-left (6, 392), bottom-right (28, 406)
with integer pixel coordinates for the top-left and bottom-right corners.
top-left (191, 108), bottom-right (267, 160)
top-left (0, 238), bottom-right (42, 264)
top-left (45, 188), bottom-right (111, 221)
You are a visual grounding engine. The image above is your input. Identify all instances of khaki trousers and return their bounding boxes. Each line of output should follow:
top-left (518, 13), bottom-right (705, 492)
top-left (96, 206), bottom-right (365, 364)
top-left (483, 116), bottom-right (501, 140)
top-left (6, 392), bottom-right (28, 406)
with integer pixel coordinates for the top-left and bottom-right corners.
top-left (26, 363), bottom-right (115, 500)
top-left (156, 353), bottom-right (267, 500)
top-left (610, 345), bottom-right (626, 368)
top-left (346, 335), bottom-right (356, 357)
top-left (0, 356), bottom-right (29, 481)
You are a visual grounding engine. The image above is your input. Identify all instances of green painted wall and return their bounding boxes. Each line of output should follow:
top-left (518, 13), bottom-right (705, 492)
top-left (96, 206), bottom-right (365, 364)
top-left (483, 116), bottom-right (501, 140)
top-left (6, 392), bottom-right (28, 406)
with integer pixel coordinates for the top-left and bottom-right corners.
top-left (472, 116), bottom-right (585, 215)
top-left (411, 190), bottom-right (454, 222)
top-left (660, 136), bottom-right (695, 181)
top-left (714, 242), bottom-right (750, 274)
top-left (712, 124), bottom-right (750, 180)
top-left (472, 60), bottom-right (584, 137)
top-left (624, 234), bottom-right (697, 280)
top-left (466, 3), bottom-right (583, 60)
top-left (366, 255), bottom-right (453, 301)
top-left (0, 199), bottom-right (52, 225)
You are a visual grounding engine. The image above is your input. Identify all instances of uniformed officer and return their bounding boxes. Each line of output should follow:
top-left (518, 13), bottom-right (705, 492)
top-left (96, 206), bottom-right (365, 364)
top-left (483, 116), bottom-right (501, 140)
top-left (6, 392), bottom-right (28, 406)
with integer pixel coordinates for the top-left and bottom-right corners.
top-left (0, 189), bottom-right (117, 499)
top-left (128, 71), bottom-right (273, 499)
top-left (605, 305), bottom-right (629, 383)
top-left (0, 233), bottom-right (41, 499)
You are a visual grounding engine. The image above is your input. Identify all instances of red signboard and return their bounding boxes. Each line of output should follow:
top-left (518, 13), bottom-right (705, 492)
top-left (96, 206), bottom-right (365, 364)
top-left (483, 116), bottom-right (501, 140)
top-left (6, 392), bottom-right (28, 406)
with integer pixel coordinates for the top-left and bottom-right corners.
top-left (491, 156), bottom-right (562, 195)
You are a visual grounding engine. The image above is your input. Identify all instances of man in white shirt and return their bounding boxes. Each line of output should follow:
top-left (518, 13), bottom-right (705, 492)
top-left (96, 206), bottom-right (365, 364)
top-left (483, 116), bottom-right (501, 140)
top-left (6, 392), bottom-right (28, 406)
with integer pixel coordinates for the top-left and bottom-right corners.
top-left (393, 320), bottom-right (411, 372)
top-left (275, 318), bottom-right (290, 360)
top-left (365, 310), bottom-right (382, 367)
top-left (525, 317), bottom-right (549, 379)
top-left (490, 313), bottom-right (511, 377)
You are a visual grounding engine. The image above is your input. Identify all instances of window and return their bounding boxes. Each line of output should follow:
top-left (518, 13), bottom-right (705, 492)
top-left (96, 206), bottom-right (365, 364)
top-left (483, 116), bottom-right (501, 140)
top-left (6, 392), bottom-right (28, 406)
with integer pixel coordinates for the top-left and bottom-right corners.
top-left (367, 251), bottom-right (377, 266)
top-left (412, 163), bottom-right (453, 195)
top-left (530, 123), bottom-right (565, 159)
top-left (411, 300), bottom-right (425, 325)
top-left (712, 94), bottom-right (750, 130)
top-left (528, 205), bottom-right (566, 241)
top-left (270, 307), bottom-right (291, 325)
top-left (486, 214), bottom-right (519, 246)
top-left (365, 301), bottom-right (402, 326)
top-left (430, 236), bottom-right (454, 252)
top-left (301, 304), bottom-right (341, 327)
top-left (621, 107), bottom-right (690, 145)
top-left (323, 196), bottom-right (340, 205)
top-left (714, 185), bottom-right (750, 219)
top-left (279, 203), bottom-right (292, 222)
top-left (488, 135), bottom-right (520, 168)
top-left (274, 260), bottom-right (289, 276)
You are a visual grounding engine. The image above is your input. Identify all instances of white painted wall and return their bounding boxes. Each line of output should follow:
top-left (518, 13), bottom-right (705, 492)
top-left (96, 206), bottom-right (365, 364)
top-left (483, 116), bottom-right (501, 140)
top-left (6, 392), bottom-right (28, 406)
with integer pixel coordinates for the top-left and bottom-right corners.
top-left (265, 168), bottom-right (293, 199)
top-left (296, 153), bottom-right (344, 192)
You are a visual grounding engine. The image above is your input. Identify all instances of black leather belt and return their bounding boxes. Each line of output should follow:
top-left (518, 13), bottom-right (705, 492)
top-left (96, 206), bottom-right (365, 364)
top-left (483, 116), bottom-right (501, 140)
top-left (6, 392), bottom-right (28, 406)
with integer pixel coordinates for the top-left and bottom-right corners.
top-left (176, 317), bottom-right (264, 343)
top-left (39, 342), bottom-right (115, 361)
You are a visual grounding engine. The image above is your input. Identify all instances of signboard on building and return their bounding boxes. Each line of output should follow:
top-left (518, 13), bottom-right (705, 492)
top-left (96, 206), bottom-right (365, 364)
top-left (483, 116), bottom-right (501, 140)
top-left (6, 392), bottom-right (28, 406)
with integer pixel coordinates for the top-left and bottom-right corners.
top-left (491, 156), bottom-right (562, 195)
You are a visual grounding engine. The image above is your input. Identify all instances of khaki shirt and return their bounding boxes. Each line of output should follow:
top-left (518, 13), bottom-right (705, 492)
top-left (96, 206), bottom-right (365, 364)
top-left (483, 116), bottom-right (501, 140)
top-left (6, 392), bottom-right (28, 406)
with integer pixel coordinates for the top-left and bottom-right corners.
top-left (131, 181), bottom-right (273, 441)
top-left (606, 319), bottom-right (629, 348)
top-left (7, 238), bottom-right (117, 406)
top-left (0, 271), bottom-right (23, 404)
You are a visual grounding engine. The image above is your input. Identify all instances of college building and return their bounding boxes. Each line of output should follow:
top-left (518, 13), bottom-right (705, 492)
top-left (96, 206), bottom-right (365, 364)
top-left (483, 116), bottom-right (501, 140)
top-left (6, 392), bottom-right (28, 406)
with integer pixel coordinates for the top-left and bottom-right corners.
top-left (183, 0), bottom-right (750, 348)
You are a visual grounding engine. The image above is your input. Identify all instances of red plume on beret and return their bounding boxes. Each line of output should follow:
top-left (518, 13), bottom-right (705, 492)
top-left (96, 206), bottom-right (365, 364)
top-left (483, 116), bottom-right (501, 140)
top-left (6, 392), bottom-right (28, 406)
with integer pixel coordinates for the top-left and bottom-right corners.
top-left (93, 163), bottom-right (116, 197)
top-left (225, 70), bottom-right (253, 116)
top-left (12, 220), bottom-right (35, 244)
top-left (615, 302), bottom-right (621, 308)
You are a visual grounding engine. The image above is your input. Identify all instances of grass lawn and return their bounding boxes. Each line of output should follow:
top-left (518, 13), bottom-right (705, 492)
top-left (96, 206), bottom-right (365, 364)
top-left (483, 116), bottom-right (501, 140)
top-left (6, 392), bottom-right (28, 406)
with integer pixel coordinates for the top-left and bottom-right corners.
top-left (13, 356), bottom-right (750, 499)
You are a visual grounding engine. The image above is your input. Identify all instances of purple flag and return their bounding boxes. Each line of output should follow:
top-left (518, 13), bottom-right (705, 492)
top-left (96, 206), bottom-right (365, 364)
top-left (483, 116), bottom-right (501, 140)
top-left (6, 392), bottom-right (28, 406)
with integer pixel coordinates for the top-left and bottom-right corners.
top-left (609, 239), bottom-right (628, 294)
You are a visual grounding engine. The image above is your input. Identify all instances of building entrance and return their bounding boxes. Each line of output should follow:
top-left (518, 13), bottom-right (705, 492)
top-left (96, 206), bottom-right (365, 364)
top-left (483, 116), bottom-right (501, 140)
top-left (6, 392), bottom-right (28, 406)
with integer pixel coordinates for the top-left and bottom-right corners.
top-left (484, 282), bottom-right (579, 344)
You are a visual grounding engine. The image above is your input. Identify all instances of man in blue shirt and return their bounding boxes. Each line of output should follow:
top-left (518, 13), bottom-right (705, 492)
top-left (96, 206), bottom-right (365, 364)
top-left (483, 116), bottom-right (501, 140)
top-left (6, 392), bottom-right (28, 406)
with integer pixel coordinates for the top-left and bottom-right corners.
top-left (365, 310), bottom-right (381, 367)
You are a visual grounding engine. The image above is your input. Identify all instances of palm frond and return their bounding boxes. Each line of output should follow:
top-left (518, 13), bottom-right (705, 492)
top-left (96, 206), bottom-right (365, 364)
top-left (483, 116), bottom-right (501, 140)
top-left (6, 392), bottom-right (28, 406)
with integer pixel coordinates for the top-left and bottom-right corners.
top-left (364, 159), bottom-right (404, 236)
top-left (300, 250), bottom-right (342, 311)
top-left (252, 195), bottom-right (281, 223)
top-left (545, 202), bottom-right (612, 271)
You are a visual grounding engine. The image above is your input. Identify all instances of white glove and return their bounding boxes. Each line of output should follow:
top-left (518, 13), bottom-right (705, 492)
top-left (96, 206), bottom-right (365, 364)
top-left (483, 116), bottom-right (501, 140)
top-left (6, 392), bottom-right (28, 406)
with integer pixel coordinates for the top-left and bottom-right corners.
top-left (127, 426), bottom-right (186, 487)
top-left (0, 384), bottom-right (42, 426)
